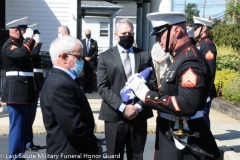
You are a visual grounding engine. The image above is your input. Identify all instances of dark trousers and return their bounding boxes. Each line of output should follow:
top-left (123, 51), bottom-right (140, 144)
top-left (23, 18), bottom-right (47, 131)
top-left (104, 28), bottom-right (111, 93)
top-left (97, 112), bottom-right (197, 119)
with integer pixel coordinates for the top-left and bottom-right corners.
top-left (83, 62), bottom-right (94, 91)
top-left (7, 104), bottom-right (30, 160)
top-left (203, 100), bottom-right (212, 129)
top-left (104, 119), bottom-right (147, 160)
top-left (26, 91), bottom-right (39, 147)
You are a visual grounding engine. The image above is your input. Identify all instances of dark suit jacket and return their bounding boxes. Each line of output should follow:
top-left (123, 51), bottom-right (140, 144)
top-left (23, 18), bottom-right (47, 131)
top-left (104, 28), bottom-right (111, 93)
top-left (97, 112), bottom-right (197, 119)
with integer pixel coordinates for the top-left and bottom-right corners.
top-left (81, 38), bottom-right (98, 68)
top-left (97, 46), bottom-right (158, 122)
top-left (40, 68), bottom-right (98, 159)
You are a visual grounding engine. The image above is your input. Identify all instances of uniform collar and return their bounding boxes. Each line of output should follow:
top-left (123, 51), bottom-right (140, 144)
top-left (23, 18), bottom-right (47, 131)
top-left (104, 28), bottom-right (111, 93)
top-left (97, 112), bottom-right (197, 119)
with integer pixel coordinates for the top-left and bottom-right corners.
top-left (197, 36), bottom-right (208, 42)
top-left (9, 36), bottom-right (23, 44)
top-left (171, 40), bottom-right (193, 59)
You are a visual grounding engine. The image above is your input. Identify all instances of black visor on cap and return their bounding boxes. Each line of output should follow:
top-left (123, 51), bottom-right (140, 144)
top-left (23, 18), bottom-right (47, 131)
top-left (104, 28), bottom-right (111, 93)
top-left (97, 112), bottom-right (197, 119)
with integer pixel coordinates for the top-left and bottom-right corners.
top-left (18, 25), bottom-right (29, 28)
top-left (33, 30), bottom-right (41, 34)
top-left (192, 23), bottom-right (203, 29)
top-left (150, 21), bottom-right (186, 36)
top-left (150, 24), bottom-right (168, 36)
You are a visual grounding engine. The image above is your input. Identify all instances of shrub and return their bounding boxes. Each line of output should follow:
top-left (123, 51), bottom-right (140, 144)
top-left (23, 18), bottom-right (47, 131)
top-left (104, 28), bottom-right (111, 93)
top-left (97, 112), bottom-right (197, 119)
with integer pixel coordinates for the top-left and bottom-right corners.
top-left (216, 46), bottom-right (240, 72)
top-left (216, 54), bottom-right (240, 72)
top-left (214, 69), bottom-right (239, 96)
top-left (223, 76), bottom-right (240, 104)
top-left (216, 46), bottom-right (239, 56)
top-left (211, 24), bottom-right (240, 50)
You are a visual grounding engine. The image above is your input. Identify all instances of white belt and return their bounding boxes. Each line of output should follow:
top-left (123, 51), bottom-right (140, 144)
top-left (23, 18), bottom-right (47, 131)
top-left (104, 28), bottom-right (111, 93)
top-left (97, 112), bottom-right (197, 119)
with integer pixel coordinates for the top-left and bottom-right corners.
top-left (33, 68), bottom-right (43, 73)
top-left (6, 71), bottom-right (33, 77)
top-left (160, 111), bottom-right (203, 121)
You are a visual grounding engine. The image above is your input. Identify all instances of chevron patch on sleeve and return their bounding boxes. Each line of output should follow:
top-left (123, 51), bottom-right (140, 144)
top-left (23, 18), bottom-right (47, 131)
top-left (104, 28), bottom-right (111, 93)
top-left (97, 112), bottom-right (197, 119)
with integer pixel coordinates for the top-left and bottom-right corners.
top-left (205, 50), bottom-right (214, 60)
top-left (181, 68), bottom-right (197, 87)
top-left (10, 45), bottom-right (18, 51)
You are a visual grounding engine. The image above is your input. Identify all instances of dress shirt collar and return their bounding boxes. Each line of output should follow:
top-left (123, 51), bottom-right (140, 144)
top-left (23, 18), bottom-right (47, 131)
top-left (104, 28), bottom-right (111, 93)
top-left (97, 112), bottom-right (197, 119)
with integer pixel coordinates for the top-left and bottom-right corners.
top-left (53, 66), bottom-right (76, 79)
top-left (117, 44), bottom-right (133, 54)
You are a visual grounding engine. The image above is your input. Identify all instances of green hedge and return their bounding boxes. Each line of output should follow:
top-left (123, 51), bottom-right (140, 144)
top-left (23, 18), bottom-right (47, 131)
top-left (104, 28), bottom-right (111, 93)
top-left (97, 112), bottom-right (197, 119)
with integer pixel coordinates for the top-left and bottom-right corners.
top-left (211, 24), bottom-right (240, 50)
top-left (223, 76), bottom-right (240, 104)
top-left (217, 54), bottom-right (240, 72)
top-left (211, 24), bottom-right (240, 49)
top-left (216, 46), bottom-right (240, 72)
top-left (214, 69), bottom-right (239, 96)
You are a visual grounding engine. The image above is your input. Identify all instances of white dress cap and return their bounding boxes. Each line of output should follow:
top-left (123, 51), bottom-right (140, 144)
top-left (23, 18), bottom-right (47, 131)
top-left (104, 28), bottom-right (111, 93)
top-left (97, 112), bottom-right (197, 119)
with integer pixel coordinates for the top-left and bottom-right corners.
top-left (28, 23), bottom-right (40, 30)
top-left (29, 23), bottom-right (41, 34)
top-left (147, 12), bottom-right (187, 35)
top-left (186, 26), bottom-right (194, 38)
top-left (6, 16), bottom-right (29, 28)
top-left (193, 16), bottom-right (214, 27)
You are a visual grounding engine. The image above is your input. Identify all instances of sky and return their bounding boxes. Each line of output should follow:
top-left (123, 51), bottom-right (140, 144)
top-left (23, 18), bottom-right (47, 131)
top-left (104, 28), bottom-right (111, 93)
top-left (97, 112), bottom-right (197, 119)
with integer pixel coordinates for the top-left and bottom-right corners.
top-left (173, 0), bottom-right (227, 19)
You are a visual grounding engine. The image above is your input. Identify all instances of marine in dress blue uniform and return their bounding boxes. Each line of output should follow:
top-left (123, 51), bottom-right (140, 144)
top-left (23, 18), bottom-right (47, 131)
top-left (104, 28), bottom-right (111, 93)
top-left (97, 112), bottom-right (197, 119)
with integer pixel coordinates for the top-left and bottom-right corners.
top-left (193, 17), bottom-right (217, 128)
top-left (1, 17), bottom-right (37, 159)
top-left (126, 12), bottom-right (221, 160)
top-left (25, 23), bottom-right (44, 151)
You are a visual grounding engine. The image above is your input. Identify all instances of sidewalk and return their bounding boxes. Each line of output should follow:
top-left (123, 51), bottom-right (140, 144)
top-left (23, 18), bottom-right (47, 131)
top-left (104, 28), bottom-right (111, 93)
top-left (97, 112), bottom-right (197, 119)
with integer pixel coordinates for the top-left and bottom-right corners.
top-left (1, 92), bottom-right (240, 159)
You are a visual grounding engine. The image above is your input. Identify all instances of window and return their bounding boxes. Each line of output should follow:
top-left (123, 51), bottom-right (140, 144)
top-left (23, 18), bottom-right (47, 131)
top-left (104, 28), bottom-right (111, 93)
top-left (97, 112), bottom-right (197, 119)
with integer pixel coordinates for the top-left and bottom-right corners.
top-left (100, 22), bottom-right (108, 37)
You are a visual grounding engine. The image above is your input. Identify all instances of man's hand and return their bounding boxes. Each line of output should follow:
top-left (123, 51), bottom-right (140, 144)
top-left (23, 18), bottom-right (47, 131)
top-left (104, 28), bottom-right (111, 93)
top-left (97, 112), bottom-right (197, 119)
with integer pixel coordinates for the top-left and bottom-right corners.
top-left (23, 28), bottom-right (33, 39)
top-left (157, 59), bottom-right (163, 64)
top-left (84, 57), bottom-right (91, 61)
top-left (33, 34), bottom-right (40, 43)
top-left (126, 77), bottom-right (150, 102)
top-left (93, 141), bottom-right (102, 160)
top-left (123, 104), bottom-right (139, 120)
top-left (97, 141), bottom-right (102, 155)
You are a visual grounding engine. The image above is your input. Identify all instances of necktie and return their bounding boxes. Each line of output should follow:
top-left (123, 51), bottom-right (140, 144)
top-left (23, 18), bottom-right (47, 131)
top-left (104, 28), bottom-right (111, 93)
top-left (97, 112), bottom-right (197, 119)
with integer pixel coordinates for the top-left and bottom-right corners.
top-left (87, 39), bottom-right (90, 54)
top-left (123, 50), bottom-right (132, 80)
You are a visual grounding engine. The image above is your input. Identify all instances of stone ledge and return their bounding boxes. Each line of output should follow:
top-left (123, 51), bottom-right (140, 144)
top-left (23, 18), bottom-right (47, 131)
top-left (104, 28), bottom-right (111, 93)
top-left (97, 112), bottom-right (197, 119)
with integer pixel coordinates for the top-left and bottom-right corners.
top-left (212, 98), bottom-right (240, 120)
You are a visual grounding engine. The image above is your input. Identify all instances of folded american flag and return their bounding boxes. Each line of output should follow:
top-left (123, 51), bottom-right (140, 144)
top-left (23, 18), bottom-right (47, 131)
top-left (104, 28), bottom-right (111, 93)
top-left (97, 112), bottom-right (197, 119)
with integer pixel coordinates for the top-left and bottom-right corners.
top-left (120, 67), bottom-right (153, 104)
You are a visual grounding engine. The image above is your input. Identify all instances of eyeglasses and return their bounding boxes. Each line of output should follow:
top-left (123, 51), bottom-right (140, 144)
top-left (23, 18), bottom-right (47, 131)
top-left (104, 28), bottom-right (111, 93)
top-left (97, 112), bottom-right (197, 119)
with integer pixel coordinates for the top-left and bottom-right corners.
top-left (67, 53), bottom-right (83, 61)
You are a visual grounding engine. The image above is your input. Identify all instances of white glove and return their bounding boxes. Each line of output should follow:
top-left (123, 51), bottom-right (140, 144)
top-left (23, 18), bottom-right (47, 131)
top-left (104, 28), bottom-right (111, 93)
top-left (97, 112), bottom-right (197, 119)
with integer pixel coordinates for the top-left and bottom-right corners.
top-left (23, 28), bottom-right (33, 39)
top-left (126, 76), bottom-right (150, 102)
top-left (33, 34), bottom-right (40, 43)
top-left (126, 73), bottom-right (139, 84)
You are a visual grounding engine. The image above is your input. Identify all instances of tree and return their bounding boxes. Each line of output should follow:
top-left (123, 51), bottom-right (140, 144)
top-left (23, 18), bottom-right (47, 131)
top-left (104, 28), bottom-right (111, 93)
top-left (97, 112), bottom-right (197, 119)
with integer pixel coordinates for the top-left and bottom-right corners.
top-left (212, 18), bottom-right (223, 26)
top-left (184, 3), bottom-right (200, 26)
top-left (225, 0), bottom-right (240, 23)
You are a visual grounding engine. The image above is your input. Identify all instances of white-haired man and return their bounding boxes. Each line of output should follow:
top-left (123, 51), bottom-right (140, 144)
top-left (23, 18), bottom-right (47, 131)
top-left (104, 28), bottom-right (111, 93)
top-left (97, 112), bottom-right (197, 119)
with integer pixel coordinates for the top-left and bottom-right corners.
top-left (40, 35), bottom-right (102, 159)
top-left (58, 25), bottom-right (70, 37)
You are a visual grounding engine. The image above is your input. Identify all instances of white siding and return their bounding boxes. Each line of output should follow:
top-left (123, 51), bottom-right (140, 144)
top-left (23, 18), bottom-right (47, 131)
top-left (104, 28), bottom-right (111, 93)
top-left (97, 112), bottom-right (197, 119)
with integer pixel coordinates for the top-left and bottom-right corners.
top-left (6, 0), bottom-right (77, 52)
top-left (82, 17), bottom-right (110, 50)
top-left (82, 16), bottom-right (137, 50)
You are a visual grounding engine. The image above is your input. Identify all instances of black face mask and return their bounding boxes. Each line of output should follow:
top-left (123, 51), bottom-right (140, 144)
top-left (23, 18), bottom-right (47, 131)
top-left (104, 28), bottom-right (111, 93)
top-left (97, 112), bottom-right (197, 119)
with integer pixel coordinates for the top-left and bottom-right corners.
top-left (118, 35), bottom-right (134, 49)
top-left (86, 34), bottom-right (91, 39)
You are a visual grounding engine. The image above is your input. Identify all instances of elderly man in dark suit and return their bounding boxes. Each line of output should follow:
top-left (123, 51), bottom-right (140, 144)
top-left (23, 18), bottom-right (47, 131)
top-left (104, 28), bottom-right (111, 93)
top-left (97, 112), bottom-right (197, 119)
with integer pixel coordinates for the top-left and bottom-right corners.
top-left (97, 18), bottom-right (157, 160)
top-left (40, 35), bottom-right (102, 159)
top-left (81, 29), bottom-right (98, 93)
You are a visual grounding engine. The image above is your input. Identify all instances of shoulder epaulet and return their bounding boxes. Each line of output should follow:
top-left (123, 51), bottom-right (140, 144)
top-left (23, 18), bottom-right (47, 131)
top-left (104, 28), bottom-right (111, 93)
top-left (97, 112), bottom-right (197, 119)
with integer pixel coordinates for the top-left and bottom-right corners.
top-left (185, 46), bottom-right (197, 58)
top-left (8, 39), bottom-right (14, 42)
top-left (205, 38), bottom-right (213, 44)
